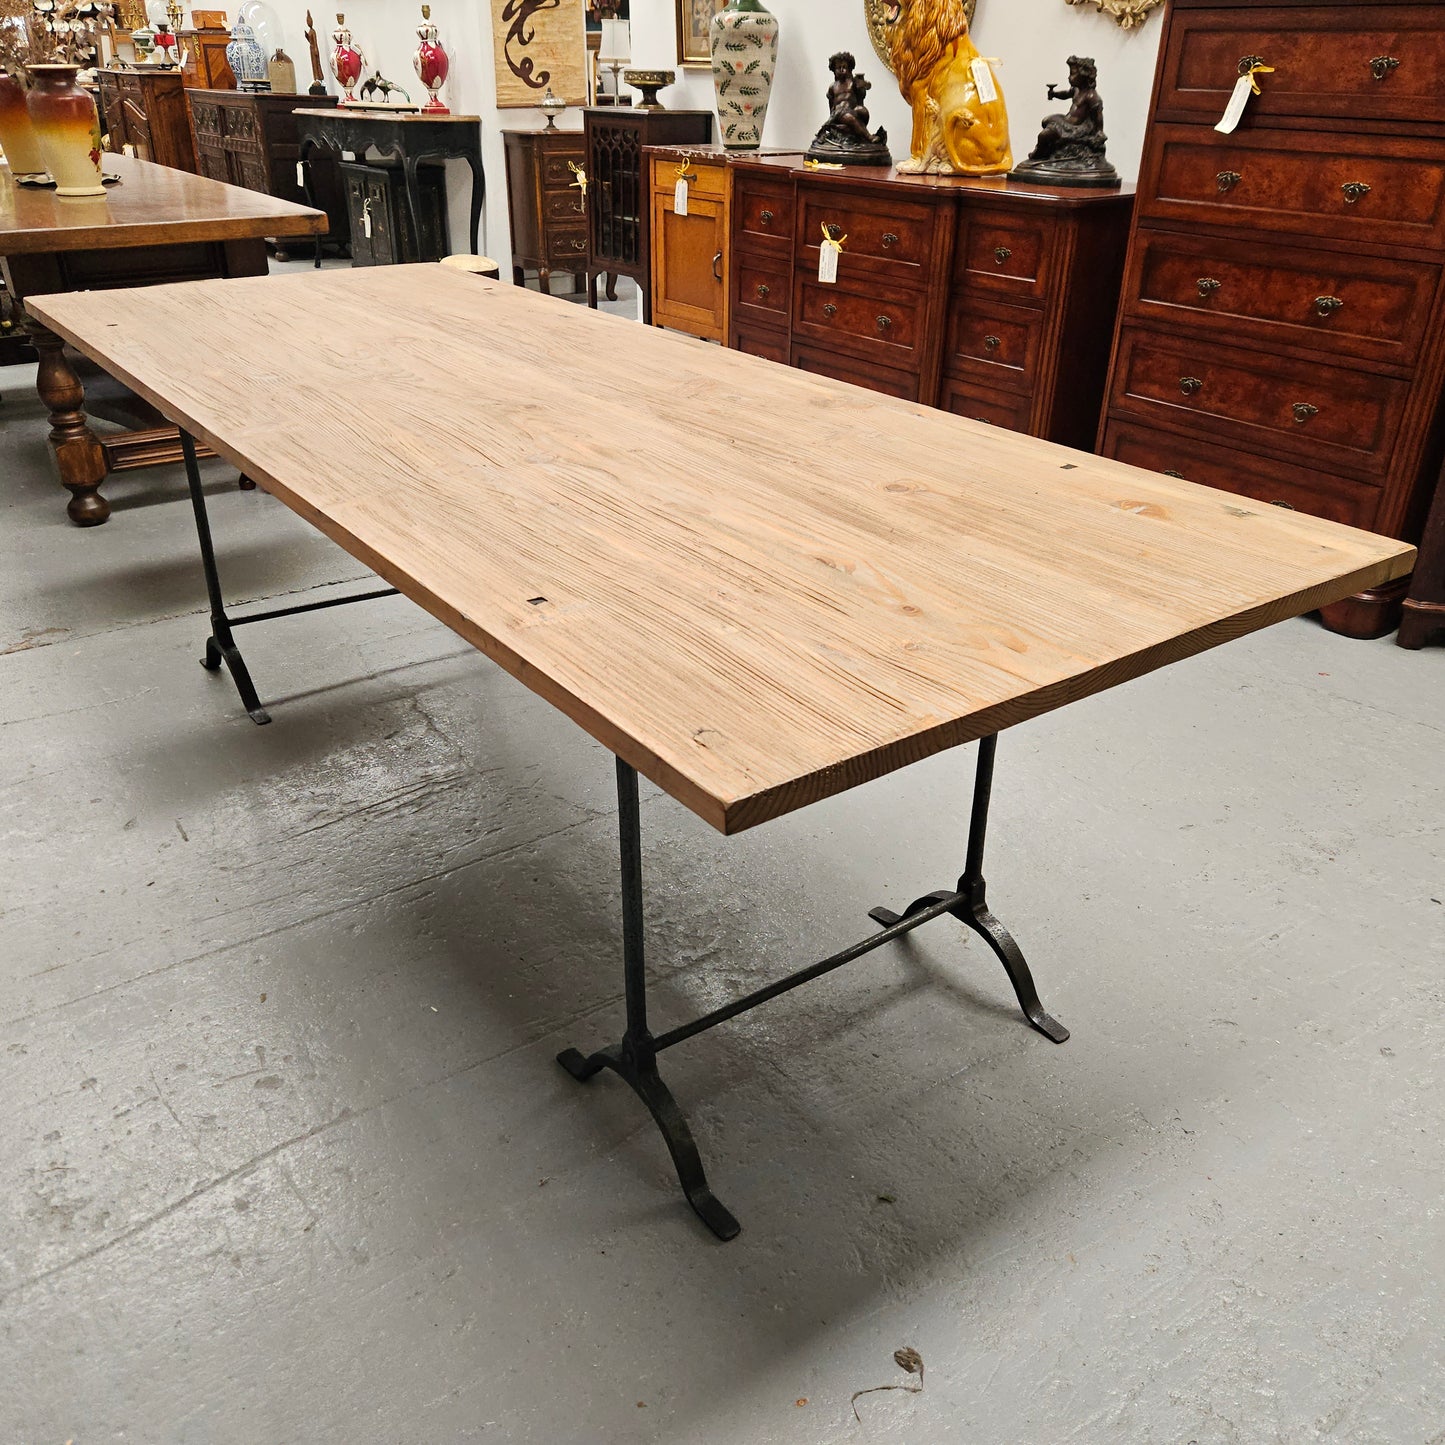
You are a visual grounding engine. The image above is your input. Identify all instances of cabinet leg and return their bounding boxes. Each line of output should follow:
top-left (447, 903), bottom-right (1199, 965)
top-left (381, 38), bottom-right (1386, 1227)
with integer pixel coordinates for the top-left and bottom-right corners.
top-left (539, 265), bottom-right (553, 297)
top-left (512, 264), bottom-right (525, 288)
top-left (31, 322), bottom-right (109, 527)
top-left (1397, 599), bottom-right (1445, 650)
top-left (1317, 578), bottom-right (1410, 640)
top-left (605, 272), bottom-right (618, 302)
top-left (587, 271), bottom-right (599, 309)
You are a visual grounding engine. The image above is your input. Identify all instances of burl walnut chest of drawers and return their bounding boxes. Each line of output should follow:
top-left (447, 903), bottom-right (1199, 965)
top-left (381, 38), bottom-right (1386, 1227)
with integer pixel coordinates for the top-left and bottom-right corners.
top-left (1099, 0), bottom-right (1445, 637)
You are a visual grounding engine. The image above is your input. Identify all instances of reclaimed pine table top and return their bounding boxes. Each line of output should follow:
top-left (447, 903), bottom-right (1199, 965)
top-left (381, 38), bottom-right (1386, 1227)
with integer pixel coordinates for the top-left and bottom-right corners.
top-left (0, 153), bottom-right (325, 255)
top-left (25, 266), bottom-right (1415, 832)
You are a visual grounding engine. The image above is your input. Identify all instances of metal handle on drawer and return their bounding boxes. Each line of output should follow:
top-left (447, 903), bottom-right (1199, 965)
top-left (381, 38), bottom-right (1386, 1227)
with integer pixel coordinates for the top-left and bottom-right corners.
top-left (881, 231), bottom-right (899, 248)
top-left (1163, 469), bottom-right (1185, 479)
top-left (1341, 181), bottom-right (1371, 203)
top-left (993, 245), bottom-right (1012, 264)
top-left (1270, 499), bottom-right (1296, 510)
top-left (760, 208), bottom-right (774, 225)
top-left (1237, 53), bottom-right (1267, 74)
top-left (1292, 402), bottom-right (1319, 423)
top-left (983, 334), bottom-right (1001, 351)
top-left (1179, 376), bottom-right (1203, 397)
top-left (1196, 277), bottom-right (1222, 298)
top-left (713, 251), bottom-right (723, 281)
top-left (571, 238), bottom-right (586, 251)
top-left (1370, 55), bottom-right (1400, 81)
top-left (823, 302), bottom-right (837, 318)
top-left (1216, 170), bottom-right (1241, 194)
top-left (1314, 294), bottom-right (1343, 317)
top-left (876, 314), bottom-right (892, 332)
top-left (756, 282), bottom-right (770, 298)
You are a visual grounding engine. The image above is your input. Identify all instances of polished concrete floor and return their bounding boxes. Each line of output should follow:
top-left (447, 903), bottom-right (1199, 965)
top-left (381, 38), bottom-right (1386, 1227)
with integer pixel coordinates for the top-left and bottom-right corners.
top-left (1, 289), bottom-right (1442, 1444)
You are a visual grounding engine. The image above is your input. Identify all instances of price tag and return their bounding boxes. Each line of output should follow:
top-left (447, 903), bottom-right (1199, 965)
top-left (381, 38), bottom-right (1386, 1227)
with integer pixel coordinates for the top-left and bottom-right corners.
top-left (674, 177), bottom-right (688, 216)
top-left (1215, 64), bottom-right (1273, 133)
top-left (818, 242), bottom-right (838, 284)
top-left (971, 57), bottom-right (998, 104)
top-left (122, 143), bottom-right (136, 157)
top-left (362, 202), bottom-right (373, 239)
top-left (296, 160), bottom-right (306, 187)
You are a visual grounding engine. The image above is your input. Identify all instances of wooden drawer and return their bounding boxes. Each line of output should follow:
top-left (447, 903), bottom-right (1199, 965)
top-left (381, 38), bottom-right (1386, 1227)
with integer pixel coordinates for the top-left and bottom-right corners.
top-left (547, 227), bottom-right (588, 265)
top-left (654, 155), bottom-right (727, 202)
top-left (940, 375), bottom-right (1033, 434)
top-left (736, 255), bottom-right (790, 325)
top-left (954, 209), bottom-right (1053, 302)
top-left (734, 175), bottom-right (793, 257)
top-left (1109, 327), bottom-right (1410, 481)
top-left (793, 273), bottom-right (926, 369)
top-left (1125, 227), bottom-right (1440, 371)
top-left (734, 323), bottom-right (788, 365)
top-left (1141, 124), bottom-right (1445, 251)
top-left (1156, 6), bottom-right (1445, 128)
top-left (541, 147), bottom-right (586, 189)
top-left (1102, 420), bottom-right (1384, 532)
top-left (944, 295), bottom-right (1042, 393)
top-left (792, 343), bottom-right (921, 402)
top-left (544, 188), bottom-right (588, 223)
top-left (797, 186), bottom-right (937, 286)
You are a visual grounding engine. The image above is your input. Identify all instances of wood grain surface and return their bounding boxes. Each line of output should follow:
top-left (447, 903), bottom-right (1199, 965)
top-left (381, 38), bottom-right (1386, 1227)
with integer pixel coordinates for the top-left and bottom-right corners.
top-left (0, 154), bottom-right (325, 255)
top-left (25, 266), bottom-right (1415, 833)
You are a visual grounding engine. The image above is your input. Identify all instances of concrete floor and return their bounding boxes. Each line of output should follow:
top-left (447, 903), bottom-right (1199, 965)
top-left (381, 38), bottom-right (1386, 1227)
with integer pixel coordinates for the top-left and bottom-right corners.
top-left (1, 283), bottom-right (1442, 1444)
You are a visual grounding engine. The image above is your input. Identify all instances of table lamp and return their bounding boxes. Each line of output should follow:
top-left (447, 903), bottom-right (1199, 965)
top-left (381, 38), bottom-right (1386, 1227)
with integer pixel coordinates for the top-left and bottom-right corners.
top-left (597, 18), bottom-right (629, 106)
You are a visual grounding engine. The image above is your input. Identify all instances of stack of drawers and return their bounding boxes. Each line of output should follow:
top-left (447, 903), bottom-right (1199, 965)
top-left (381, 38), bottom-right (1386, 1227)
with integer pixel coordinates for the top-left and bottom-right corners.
top-left (1099, 0), bottom-right (1445, 635)
top-left (729, 159), bottom-right (797, 366)
top-left (503, 129), bottom-right (589, 296)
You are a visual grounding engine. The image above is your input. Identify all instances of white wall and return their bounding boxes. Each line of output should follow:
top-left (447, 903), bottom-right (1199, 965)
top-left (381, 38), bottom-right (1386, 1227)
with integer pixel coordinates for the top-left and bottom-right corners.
top-left (262, 0), bottom-right (1165, 270)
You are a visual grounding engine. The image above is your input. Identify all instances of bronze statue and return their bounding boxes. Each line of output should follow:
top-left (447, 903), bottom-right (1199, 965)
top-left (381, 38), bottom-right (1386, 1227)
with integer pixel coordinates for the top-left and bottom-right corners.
top-left (806, 50), bottom-right (891, 167)
top-left (1009, 55), bottom-right (1119, 187)
top-left (305, 9), bottom-right (327, 96)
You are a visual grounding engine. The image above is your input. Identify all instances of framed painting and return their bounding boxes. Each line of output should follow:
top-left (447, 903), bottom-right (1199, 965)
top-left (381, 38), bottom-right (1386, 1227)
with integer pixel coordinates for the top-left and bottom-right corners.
top-left (492, 0), bottom-right (589, 108)
top-left (677, 0), bottom-right (724, 67)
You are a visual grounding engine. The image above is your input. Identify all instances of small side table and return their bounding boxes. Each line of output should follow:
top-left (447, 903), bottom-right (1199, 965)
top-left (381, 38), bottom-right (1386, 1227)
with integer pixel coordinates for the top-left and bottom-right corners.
top-left (295, 108), bottom-right (484, 266)
top-left (1398, 460), bottom-right (1445, 649)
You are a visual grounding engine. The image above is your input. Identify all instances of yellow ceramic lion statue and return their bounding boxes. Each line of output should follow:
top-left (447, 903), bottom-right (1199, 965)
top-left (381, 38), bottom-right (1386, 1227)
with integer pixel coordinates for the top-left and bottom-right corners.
top-left (884, 0), bottom-right (1012, 175)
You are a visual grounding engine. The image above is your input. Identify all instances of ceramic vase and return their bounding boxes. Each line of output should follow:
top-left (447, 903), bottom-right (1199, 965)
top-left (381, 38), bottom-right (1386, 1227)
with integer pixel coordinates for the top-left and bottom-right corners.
top-left (226, 18), bottom-right (269, 87)
top-left (709, 0), bottom-right (778, 151)
top-left (151, 21), bottom-right (179, 64)
top-left (413, 5), bottom-right (449, 114)
top-left (331, 14), bottom-right (364, 104)
top-left (0, 74), bottom-right (48, 179)
top-left (24, 64), bottom-right (106, 196)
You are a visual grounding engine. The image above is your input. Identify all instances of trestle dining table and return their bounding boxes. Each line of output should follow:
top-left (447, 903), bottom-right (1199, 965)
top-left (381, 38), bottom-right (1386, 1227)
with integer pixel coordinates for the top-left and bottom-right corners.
top-left (25, 266), bottom-right (1414, 1239)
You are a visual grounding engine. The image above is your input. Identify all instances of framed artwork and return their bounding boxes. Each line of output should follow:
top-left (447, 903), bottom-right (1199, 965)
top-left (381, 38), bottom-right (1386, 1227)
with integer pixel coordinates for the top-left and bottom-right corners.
top-left (676, 0), bottom-right (723, 67)
top-left (492, 0), bottom-right (589, 108)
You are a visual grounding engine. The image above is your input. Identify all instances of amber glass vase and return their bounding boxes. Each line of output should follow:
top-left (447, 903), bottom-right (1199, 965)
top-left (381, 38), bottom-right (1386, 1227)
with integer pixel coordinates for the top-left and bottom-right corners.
top-left (0, 73), bottom-right (48, 178)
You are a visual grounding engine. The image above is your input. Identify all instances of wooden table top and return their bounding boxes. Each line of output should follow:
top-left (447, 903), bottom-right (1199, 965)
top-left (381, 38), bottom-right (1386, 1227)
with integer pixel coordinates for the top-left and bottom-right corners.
top-left (0, 154), bottom-right (326, 255)
top-left (25, 267), bottom-right (1414, 834)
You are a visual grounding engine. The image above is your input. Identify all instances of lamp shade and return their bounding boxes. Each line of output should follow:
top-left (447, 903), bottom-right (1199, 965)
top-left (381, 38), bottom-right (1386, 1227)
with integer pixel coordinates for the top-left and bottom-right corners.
top-left (598, 18), bottom-right (630, 63)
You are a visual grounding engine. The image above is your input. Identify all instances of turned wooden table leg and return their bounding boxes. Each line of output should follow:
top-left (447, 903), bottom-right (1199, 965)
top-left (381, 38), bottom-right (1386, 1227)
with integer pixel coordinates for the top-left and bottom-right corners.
top-left (30, 321), bottom-right (109, 526)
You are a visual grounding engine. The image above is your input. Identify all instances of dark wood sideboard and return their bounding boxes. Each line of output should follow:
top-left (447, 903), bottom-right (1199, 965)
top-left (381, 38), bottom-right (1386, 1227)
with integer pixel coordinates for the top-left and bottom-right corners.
top-left (1098, 0), bottom-right (1445, 638)
top-left (719, 155), bottom-right (1133, 451)
top-left (97, 68), bottom-right (197, 172)
top-left (504, 128), bottom-right (588, 294)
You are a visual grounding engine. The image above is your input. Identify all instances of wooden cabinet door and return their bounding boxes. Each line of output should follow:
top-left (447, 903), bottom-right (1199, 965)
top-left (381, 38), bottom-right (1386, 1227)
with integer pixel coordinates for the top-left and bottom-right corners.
top-left (651, 189), bottom-right (728, 342)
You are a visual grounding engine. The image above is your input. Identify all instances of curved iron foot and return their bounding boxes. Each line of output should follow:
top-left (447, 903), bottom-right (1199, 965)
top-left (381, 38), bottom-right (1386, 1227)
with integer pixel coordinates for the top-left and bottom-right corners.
top-left (868, 890), bottom-right (957, 930)
top-left (556, 1043), bottom-right (741, 1240)
top-left (202, 635), bottom-right (271, 725)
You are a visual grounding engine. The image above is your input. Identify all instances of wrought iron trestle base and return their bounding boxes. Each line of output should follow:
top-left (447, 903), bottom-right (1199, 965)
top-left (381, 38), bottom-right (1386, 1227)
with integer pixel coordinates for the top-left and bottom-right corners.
top-left (559, 736), bottom-right (1069, 1240)
top-left (180, 429), bottom-right (400, 724)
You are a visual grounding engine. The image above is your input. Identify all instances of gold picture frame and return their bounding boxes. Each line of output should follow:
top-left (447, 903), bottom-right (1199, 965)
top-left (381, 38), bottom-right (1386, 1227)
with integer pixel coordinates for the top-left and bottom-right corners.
top-left (865, 0), bottom-right (976, 74)
top-left (677, 0), bottom-right (724, 67)
top-left (1063, 0), bottom-right (1164, 30)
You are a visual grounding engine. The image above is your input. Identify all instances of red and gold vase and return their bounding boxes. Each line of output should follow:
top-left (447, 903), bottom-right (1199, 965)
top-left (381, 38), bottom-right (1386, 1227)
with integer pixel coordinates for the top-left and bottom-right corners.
top-left (413, 5), bottom-right (450, 114)
top-left (0, 73), bottom-right (48, 179)
top-left (331, 14), bottom-right (365, 104)
top-left (25, 64), bottom-right (106, 197)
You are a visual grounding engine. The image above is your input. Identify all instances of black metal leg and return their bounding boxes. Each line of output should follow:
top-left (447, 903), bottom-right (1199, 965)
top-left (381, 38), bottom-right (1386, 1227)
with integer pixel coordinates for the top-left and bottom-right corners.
top-left (558, 759), bottom-right (741, 1241)
top-left (869, 735), bottom-right (1068, 1044)
top-left (180, 430), bottom-right (271, 726)
top-left (466, 154), bottom-right (485, 256)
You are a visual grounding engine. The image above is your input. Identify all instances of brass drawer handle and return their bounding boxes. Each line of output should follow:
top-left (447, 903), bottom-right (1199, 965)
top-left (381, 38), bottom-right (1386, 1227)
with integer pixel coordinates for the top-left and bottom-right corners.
top-left (983, 334), bottom-right (1001, 351)
top-left (1341, 181), bottom-right (1371, 203)
top-left (756, 282), bottom-right (770, 298)
top-left (1314, 294), bottom-right (1343, 317)
top-left (993, 245), bottom-right (1012, 264)
top-left (1197, 277), bottom-right (1221, 298)
top-left (1216, 170), bottom-right (1241, 193)
top-left (822, 222), bottom-right (845, 244)
top-left (1163, 468), bottom-right (1184, 479)
top-left (1292, 401), bottom-right (1319, 423)
top-left (1179, 375), bottom-right (1203, 397)
top-left (1370, 55), bottom-right (1400, 81)
top-left (1270, 499), bottom-right (1296, 510)
top-left (876, 314), bottom-right (892, 332)
top-left (881, 231), bottom-right (899, 248)
top-left (760, 208), bottom-right (774, 224)
top-left (823, 302), bottom-right (837, 318)
top-left (1237, 53), bottom-right (1266, 74)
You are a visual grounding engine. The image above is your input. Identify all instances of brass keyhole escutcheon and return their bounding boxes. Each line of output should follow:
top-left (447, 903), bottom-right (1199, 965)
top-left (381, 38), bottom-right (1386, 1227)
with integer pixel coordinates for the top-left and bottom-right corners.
top-left (983, 334), bottom-right (1001, 351)
top-left (1216, 170), bottom-right (1242, 194)
top-left (1292, 402), bottom-right (1319, 423)
top-left (1179, 376), bottom-right (1203, 397)
top-left (1314, 295), bottom-right (1344, 317)
top-left (1197, 277), bottom-right (1222, 298)
top-left (993, 245), bottom-right (1011, 264)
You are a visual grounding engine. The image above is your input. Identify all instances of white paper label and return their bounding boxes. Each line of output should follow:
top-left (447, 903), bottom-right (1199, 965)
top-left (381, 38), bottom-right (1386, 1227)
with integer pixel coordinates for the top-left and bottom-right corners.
top-left (674, 177), bottom-right (688, 216)
top-left (296, 161), bottom-right (306, 187)
top-left (1214, 74), bottom-right (1254, 134)
top-left (122, 143), bottom-right (136, 157)
top-left (819, 243), bottom-right (839, 284)
top-left (971, 58), bottom-right (998, 105)
top-left (362, 203), bottom-right (373, 239)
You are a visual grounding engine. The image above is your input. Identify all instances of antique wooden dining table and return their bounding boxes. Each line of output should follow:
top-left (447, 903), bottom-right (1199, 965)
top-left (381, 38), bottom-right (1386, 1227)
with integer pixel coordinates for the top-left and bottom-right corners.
top-left (0, 153), bottom-right (324, 526)
top-left (26, 266), bottom-right (1414, 1238)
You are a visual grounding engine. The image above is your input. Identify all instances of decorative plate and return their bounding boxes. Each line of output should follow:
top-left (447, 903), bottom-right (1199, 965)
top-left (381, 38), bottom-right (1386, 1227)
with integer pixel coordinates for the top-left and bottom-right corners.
top-left (865, 0), bottom-right (977, 75)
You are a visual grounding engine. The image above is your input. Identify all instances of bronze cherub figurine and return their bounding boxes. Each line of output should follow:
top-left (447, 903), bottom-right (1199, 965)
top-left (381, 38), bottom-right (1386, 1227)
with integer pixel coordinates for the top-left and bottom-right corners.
top-left (1009, 55), bottom-right (1119, 187)
top-left (806, 50), bottom-right (891, 167)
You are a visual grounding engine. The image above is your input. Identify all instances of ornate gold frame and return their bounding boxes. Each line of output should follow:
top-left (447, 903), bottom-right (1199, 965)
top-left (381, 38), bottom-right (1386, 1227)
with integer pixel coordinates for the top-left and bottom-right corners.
top-left (1063, 0), bottom-right (1164, 31)
top-left (865, 0), bottom-right (976, 74)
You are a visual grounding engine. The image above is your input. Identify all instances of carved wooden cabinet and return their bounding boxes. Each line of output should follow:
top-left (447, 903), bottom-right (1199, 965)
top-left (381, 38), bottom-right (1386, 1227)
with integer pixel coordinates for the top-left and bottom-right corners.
top-left (1098, 0), bottom-right (1445, 638)
top-left (187, 90), bottom-right (346, 254)
top-left (178, 28), bottom-right (235, 90)
top-left (503, 128), bottom-right (588, 294)
top-left (584, 107), bottom-right (713, 319)
top-left (726, 157), bottom-right (1133, 449)
top-left (648, 149), bottom-right (730, 342)
top-left (341, 160), bottom-right (449, 267)
top-left (97, 69), bottom-right (197, 172)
